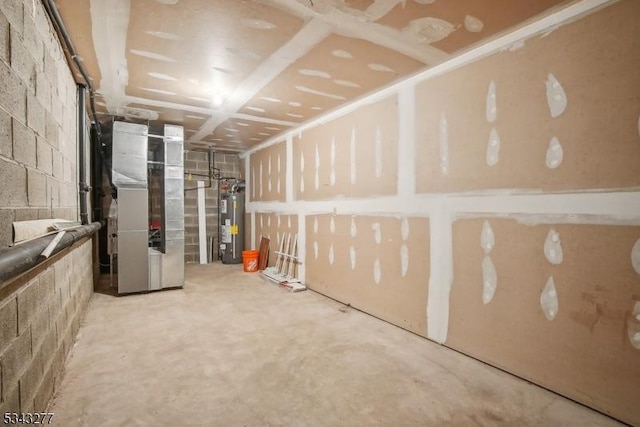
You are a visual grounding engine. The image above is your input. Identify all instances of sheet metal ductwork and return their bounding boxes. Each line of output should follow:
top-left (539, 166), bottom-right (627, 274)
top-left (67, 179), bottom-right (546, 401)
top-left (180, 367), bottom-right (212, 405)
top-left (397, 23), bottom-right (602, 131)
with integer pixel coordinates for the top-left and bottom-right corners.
top-left (108, 121), bottom-right (184, 294)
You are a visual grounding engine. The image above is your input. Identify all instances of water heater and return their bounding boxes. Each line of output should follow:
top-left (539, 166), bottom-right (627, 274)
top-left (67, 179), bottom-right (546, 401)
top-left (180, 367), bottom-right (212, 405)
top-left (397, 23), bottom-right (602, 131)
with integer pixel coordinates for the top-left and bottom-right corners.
top-left (220, 191), bottom-right (244, 264)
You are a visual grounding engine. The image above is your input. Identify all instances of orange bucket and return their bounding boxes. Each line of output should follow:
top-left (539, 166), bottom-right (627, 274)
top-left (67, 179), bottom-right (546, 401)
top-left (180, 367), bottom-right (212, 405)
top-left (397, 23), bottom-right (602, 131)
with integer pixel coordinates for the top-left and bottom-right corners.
top-left (242, 250), bottom-right (260, 272)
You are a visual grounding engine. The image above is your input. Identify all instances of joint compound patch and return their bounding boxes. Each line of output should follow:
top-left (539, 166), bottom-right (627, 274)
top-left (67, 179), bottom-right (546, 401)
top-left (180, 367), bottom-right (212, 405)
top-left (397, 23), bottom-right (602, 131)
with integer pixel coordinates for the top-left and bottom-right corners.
top-left (401, 218), bottom-right (410, 241)
top-left (372, 223), bottom-right (382, 245)
top-left (438, 112), bottom-right (449, 174)
top-left (350, 246), bottom-right (356, 270)
top-left (482, 256), bottom-right (497, 304)
top-left (401, 245), bottom-right (409, 277)
top-left (464, 15), bottom-right (484, 33)
top-left (373, 258), bottom-right (381, 284)
top-left (375, 125), bottom-right (383, 178)
top-left (546, 137), bottom-right (563, 169)
top-left (540, 276), bottom-right (559, 321)
top-left (628, 301), bottom-right (640, 350)
top-left (350, 127), bottom-right (357, 185)
top-left (544, 229), bottom-right (563, 265)
top-left (486, 128), bottom-right (500, 166)
top-left (314, 143), bottom-right (320, 191)
top-left (486, 80), bottom-right (497, 123)
top-left (631, 238), bottom-right (640, 275)
top-left (481, 220), bottom-right (495, 254)
top-left (330, 137), bottom-right (336, 186)
top-left (545, 73), bottom-right (567, 118)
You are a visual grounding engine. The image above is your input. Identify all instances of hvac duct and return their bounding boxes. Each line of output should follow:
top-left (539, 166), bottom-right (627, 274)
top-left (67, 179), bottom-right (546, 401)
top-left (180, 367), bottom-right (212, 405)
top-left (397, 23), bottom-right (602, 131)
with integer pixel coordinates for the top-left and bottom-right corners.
top-left (107, 121), bottom-right (185, 294)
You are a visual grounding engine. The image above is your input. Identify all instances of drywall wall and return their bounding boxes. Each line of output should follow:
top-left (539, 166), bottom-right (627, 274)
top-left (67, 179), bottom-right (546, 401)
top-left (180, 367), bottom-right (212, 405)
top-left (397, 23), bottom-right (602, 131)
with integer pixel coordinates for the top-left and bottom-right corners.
top-left (243, 1), bottom-right (640, 424)
top-left (0, 0), bottom-right (92, 415)
top-left (305, 214), bottom-right (429, 335)
top-left (292, 96), bottom-right (399, 200)
top-left (249, 142), bottom-right (286, 202)
top-left (448, 218), bottom-right (640, 422)
top-left (253, 212), bottom-right (298, 267)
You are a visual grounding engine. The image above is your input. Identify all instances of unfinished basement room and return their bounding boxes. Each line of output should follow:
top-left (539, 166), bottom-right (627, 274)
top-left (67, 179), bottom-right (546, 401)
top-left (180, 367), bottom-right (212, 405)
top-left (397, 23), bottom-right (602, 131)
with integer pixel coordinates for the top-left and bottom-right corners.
top-left (1, 0), bottom-right (639, 425)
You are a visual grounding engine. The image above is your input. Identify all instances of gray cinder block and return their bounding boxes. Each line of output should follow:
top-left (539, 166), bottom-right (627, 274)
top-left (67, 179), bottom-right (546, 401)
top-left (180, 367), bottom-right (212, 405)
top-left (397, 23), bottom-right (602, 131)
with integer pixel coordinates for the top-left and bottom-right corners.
top-left (0, 298), bottom-right (17, 354)
top-left (1, 328), bottom-right (32, 394)
top-left (13, 120), bottom-right (37, 168)
top-left (17, 278), bottom-right (39, 335)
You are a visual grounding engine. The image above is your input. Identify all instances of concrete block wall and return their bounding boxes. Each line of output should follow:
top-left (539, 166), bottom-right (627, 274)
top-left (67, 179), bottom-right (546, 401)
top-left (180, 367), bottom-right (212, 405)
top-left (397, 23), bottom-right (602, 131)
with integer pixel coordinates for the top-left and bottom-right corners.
top-left (183, 151), bottom-right (242, 263)
top-left (0, 0), bottom-right (78, 249)
top-left (0, 239), bottom-right (93, 413)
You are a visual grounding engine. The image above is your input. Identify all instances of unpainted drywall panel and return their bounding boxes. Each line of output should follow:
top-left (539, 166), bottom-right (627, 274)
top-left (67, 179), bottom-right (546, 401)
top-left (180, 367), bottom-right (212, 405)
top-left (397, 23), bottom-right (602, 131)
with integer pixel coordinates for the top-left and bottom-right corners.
top-left (240, 34), bottom-right (424, 124)
top-left (447, 218), bottom-right (640, 426)
top-left (124, 0), bottom-right (304, 105)
top-left (244, 213), bottom-right (251, 252)
top-left (306, 214), bottom-right (429, 336)
top-left (254, 213), bottom-right (298, 267)
top-left (376, 0), bottom-right (568, 54)
top-left (249, 143), bottom-right (286, 202)
top-left (292, 96), bottom-right (399, 200)
top-left (55, 0), bottom-right (102, 89)
top-left (415, 0), bottom-right (640, 193)
top-left (344, 0), bottom-right (375, 12)
top-left (206, 119), bottom-right (290, 150)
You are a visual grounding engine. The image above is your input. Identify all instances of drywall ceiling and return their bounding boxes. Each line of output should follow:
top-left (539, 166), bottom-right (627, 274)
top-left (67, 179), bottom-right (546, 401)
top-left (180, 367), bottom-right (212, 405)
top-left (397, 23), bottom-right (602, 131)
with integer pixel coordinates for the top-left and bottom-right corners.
top-left (54, 0), bottom-right (570, 152)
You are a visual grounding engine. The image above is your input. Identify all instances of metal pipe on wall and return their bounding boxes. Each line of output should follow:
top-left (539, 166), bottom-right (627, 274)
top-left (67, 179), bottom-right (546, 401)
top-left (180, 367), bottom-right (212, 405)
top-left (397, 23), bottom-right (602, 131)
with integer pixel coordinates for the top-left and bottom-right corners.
top-left (0, 222), bottom-right (102, 287)
top-left (77, 85), bottom-right (90, 225)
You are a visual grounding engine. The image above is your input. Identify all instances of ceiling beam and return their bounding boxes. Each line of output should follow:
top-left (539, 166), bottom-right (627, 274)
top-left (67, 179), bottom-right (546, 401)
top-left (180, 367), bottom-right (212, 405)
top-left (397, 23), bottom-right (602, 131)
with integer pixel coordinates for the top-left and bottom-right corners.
top-left (266, 0), bottom-right (450, 64)
top-left (90, 0), bottom-right (131, 113)
top-left (191, 17), bottom-right (333, 141)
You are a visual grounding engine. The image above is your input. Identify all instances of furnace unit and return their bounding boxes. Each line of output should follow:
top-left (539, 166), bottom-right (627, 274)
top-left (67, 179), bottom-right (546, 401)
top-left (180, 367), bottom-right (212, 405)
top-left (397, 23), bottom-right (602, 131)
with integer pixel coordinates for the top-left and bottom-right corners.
top-left (107, 121), bottom-right (185, 294)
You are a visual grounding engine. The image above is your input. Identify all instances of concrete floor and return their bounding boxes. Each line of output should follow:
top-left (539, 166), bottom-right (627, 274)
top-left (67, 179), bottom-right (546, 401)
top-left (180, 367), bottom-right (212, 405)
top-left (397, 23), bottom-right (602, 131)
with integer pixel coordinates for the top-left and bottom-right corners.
top-left (49, 263), bottom-right (622, 427)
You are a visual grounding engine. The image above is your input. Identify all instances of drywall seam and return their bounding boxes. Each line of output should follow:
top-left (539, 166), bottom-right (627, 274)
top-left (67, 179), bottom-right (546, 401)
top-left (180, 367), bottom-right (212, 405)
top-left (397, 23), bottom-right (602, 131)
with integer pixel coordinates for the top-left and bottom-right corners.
top-left (251, 212), bottom-right (256, 250)
top-left (231, 113), bottom-right (296, 127)
top-left (268, 0), bottom-right (449, 64)
top-left (191, 17), bottom-right (333, 142)
top-left (90, 0), bottom-right (130, 113)
top-left (244, 155), bottom-right (251, 201)
top-left (397, 84), bottom-right (416, 196)
top-left (427, 197), bottom-right (453, 343)
top-left (246, 191), bottom-right (640, 221)
top-left (123, 97), bottom-right (297, 127)
top-left (286, 135), bottom-right (293, 202)
top-left (297, 213), bottom-right (306, 282)
top-left (242, 0), bottom-right (614, 157)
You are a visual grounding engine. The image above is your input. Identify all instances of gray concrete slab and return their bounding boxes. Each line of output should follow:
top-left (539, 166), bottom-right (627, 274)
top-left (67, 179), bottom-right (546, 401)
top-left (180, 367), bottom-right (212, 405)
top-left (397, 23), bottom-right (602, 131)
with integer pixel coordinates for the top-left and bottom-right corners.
top-left (49, 263), bottom-right (622, 426)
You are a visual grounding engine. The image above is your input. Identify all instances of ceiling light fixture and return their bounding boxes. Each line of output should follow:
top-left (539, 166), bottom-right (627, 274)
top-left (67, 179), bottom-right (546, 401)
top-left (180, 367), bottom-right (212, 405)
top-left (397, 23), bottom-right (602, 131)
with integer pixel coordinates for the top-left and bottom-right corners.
top-left (213, 93), bottom-right (224, 107)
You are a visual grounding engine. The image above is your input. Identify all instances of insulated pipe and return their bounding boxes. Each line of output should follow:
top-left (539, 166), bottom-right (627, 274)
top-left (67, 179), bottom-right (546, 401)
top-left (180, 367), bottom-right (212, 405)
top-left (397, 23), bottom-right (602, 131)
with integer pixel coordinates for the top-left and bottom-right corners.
top-left (78, 85), bottom-right (90, 225)
top-left (0, 222), bottom-right (101, 286)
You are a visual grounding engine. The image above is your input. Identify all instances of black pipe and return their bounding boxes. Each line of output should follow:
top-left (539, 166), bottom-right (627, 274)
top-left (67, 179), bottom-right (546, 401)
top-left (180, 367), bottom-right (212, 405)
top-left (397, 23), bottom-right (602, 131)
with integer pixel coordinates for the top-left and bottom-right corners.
top-left (0, 222), bottom-right (102, 286)
top-left (78, 85), bottom-right (90, 225)
top-left (184, 147), bottom-right (216, 192)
